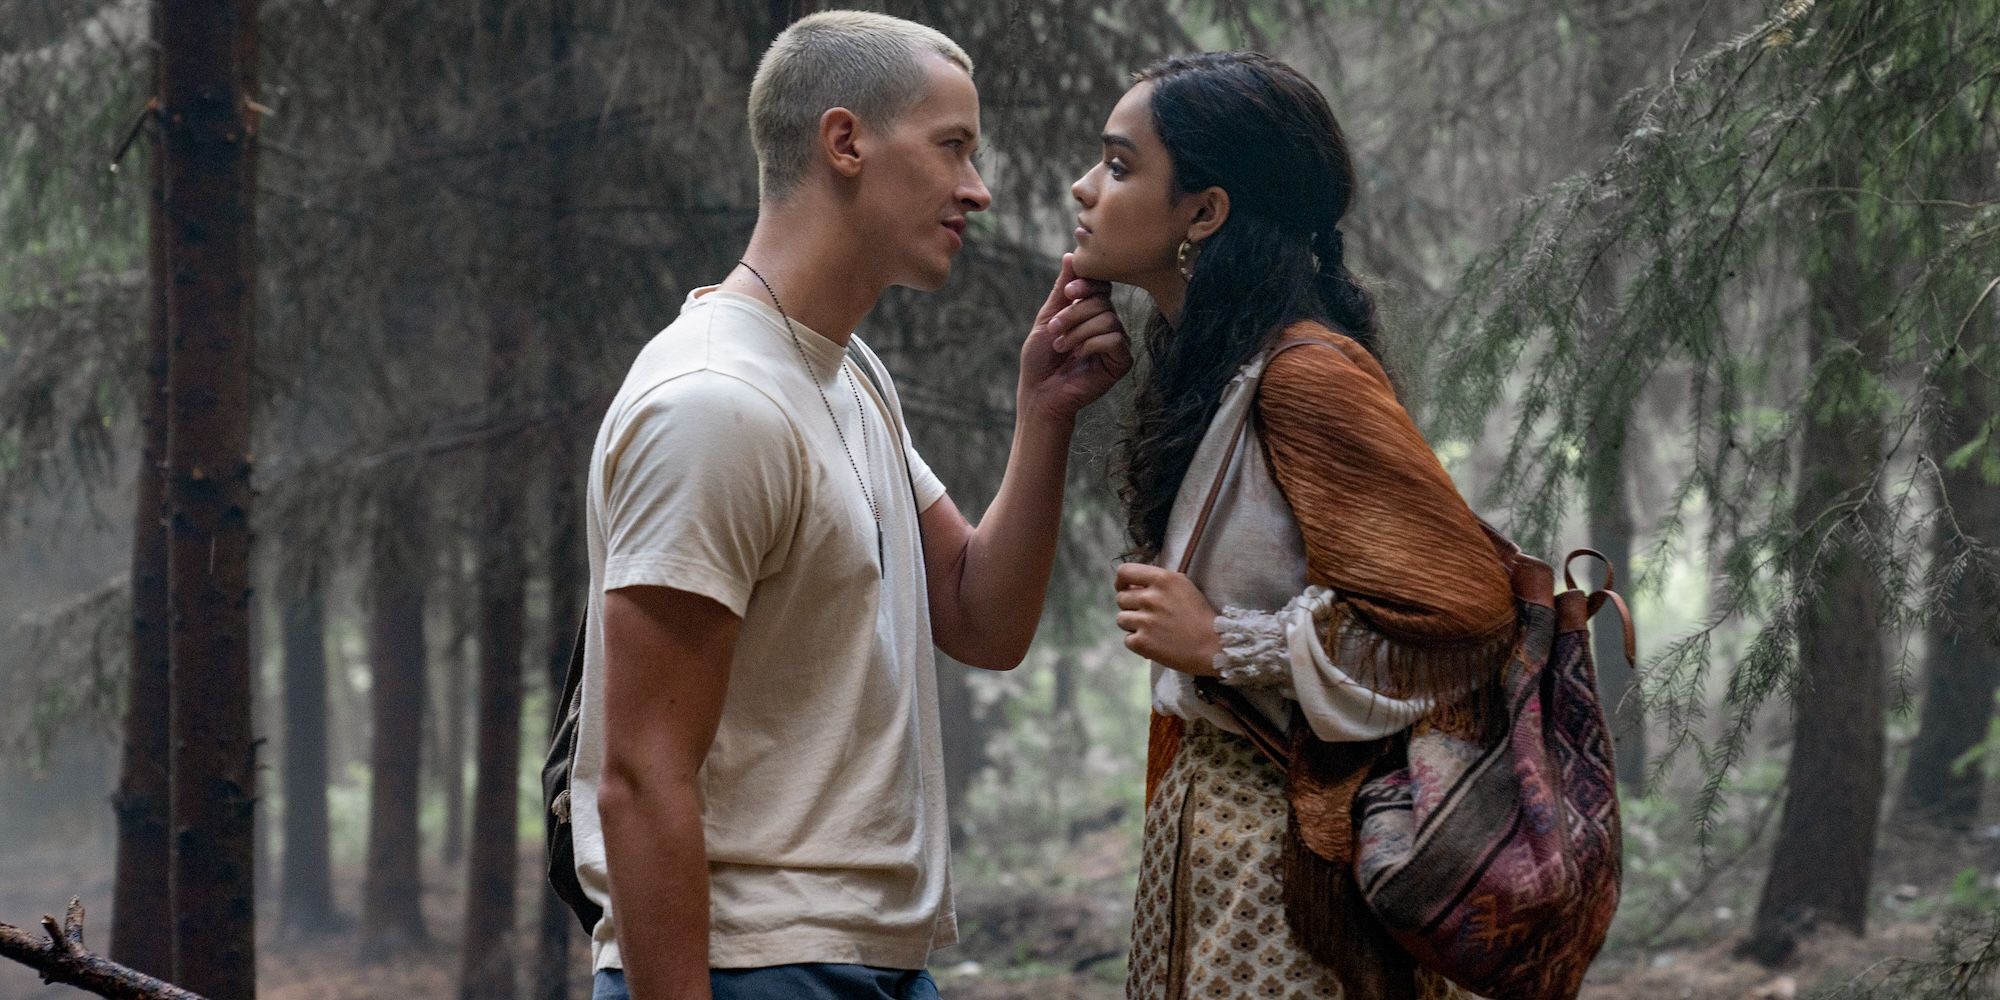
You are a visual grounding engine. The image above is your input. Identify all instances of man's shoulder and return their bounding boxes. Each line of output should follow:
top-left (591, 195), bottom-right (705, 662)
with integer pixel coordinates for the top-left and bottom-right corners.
top-left (621, 296), bottom-right (785, 387)
top-left (602, 368), bottom-right (798, 466)
top-left (609, 302), bottom-right (798, 429)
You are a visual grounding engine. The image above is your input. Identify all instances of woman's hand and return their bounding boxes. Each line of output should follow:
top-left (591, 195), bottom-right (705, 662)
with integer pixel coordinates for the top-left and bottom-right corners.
top-left (1018, 253), bottom-right (1132, 423)
top-left (1114, 563), bottom-right (1222, 676)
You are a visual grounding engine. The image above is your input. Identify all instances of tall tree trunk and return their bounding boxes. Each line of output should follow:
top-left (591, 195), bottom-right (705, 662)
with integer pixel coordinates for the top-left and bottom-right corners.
top-left (937, 657), bottom-right (988, 849)
top-left (1581, 0), bottom-right (1648, 793)
top-left (460, 4), bottom-right (534, 992)
top-left (1897, 308), bottom-right (2000, 829)
top-left (279, 559), bottom-right (339, 934)
top-left (460, 443), bottom-right (528, 1000)
top-left (535, 1), bottom-right (582, 994)
top-left (442, 586), bottom-right (470, 867)
top-left (1052, 649), bottom-right (1078, 720)
top-left (254, 600), bottom-right (275, 907)
top-left (1748, 163), bottom-right (1888, 964)
top-left (161, 0), bottom-right (259, 993)
top-left (1583, 430), bottom-right (1645, 790)
top-left (360, 486), bottom-right (432, 959)
top-left (110, 3), bottom-right (172, 970)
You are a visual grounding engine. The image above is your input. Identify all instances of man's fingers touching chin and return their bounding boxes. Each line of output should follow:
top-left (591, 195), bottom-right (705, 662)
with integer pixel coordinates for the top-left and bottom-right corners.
top-left (1061, 310), bottom-right (1121, 340)
top-left (1067, 333), bottom-right (1127, 361)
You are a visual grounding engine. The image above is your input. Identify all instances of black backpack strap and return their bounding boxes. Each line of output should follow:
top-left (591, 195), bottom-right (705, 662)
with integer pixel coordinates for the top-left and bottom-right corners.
top-left (548, 618), bottom-right (588, 824)
top-left (553, 618), bottom-right (587, 732)
top-left (544, 613), bottom-right (602, 933)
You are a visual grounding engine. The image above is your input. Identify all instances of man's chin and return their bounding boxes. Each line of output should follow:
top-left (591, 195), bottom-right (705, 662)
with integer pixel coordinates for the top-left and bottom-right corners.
top-left (894, 260), bottom-right (954, 292)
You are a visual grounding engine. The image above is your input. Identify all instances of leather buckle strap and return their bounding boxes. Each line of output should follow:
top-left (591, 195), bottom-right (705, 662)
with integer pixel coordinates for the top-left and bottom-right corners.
top-left (1563, 548), bottom-right (1614, 592)
top-left (1588, 589), bottom-right (1637, 667)
top-left (1564, 549), bottom-right (1636, 667)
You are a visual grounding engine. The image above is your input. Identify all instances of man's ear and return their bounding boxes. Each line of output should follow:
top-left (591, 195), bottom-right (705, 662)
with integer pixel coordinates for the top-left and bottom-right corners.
top-left (820, 107), bottom-right (864, 180)
top-left (1185, 186), bottom-right (1230, 243)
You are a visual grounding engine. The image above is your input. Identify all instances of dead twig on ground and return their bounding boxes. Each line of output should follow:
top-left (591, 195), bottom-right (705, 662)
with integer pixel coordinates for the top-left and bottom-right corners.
top-left (0, 898), bottom-right (207, 1000)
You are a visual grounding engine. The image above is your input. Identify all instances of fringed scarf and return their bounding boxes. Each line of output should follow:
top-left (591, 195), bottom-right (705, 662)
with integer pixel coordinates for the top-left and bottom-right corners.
top-left (1143, 321), bottom-right (1517, 999)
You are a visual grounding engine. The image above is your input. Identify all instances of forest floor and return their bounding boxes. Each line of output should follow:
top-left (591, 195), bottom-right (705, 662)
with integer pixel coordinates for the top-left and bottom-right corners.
top-left (2, 821), bottom-right (1996, 999)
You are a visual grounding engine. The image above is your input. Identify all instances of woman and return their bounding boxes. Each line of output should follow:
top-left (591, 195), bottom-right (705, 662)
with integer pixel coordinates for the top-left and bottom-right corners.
top-left (1047, 53), bottom-right (1518, 999)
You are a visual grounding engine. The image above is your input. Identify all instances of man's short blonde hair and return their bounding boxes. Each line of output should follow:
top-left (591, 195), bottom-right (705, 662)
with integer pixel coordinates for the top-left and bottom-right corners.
top-left (749, 11), bottom-right (974, 200)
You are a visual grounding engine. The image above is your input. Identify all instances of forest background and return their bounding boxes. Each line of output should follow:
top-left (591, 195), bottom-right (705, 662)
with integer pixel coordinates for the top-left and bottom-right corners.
top-left (1, 0), bottom-right (1997, 997)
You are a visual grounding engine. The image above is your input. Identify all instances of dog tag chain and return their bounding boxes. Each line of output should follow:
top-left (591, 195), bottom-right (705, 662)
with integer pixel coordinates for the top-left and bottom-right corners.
top-left (738, 261), bottom-right (885, 576)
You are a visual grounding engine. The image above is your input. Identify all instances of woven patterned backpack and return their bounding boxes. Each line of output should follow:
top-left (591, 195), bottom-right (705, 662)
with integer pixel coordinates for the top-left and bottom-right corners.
top-left (1346, 538), bottom-right (1629, 1000)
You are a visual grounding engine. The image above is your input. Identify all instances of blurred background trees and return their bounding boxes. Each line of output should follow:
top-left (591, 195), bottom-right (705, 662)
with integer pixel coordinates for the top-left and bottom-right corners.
top-left (1, 0), bottom-right (1995, 996)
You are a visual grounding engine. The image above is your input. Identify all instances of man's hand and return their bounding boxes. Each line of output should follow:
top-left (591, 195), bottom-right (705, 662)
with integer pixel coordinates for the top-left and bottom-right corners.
top-left (1114, 562), bottom-right (1223, 676)
top-left (1018, 252), bottom-right (1132, 422)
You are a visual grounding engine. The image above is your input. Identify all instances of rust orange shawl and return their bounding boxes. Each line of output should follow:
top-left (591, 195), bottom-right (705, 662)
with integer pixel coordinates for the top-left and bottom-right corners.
top-left (1143, 320), bottom-right (1516, 799)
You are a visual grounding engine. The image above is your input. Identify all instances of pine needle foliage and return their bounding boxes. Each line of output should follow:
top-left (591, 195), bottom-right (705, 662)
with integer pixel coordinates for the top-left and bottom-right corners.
top-left (0, 1), bottom-right (147, 528)
top-left (1808, 908), bottom-right (2000, 999)
top-left (1425, 0), bottom-right (2000, 841)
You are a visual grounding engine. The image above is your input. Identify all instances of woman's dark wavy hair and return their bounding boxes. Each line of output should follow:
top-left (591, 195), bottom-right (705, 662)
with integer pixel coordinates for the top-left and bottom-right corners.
top-left (1121, 51), bottom-right (1380, 563)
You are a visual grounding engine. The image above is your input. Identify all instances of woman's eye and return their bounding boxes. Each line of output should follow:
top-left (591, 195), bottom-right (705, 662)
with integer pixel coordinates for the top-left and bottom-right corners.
top-left (1106, 158), bottom-right (1128, 179)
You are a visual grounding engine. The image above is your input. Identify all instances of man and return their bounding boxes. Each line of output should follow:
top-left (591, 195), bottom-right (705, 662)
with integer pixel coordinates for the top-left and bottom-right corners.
top-left (570, 11), bottom-right (1131, 1000)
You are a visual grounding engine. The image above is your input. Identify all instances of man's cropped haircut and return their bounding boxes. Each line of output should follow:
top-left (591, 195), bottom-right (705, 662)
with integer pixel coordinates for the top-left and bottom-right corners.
top-left (749, 11), bottom-right (974, 200)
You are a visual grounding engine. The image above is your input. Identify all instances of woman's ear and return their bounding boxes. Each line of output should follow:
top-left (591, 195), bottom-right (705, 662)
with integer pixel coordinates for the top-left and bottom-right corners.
top-left (820, 107), bottom-right (864, 179)
top-left (1186, 186), bottom-right (1230, 243)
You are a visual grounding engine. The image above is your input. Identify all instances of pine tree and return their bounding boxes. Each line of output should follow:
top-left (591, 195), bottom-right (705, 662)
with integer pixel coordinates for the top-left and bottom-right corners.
top-left (278, 554), bottom-right (340, 934)
top-left (360, 483), bottom-right (432, 959)
top-left (109, 2), bottom-right (174, 974)
top-left (160, 0), bottom-right (260, 992)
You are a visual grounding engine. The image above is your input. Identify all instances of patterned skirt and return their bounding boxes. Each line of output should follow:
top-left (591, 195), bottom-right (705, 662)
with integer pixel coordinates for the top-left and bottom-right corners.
top-left (1126, 720), bottom-right (1469, 1000)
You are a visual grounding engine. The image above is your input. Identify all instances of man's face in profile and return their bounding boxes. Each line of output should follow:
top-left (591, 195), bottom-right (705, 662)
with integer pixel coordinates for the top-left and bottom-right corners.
top-left (854, 54), bottom-right (992, 292)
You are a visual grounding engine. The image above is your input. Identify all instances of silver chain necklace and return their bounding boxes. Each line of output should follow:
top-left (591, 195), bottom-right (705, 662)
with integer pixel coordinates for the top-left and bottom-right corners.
top-left (737, 260), bottom-right (884, 575)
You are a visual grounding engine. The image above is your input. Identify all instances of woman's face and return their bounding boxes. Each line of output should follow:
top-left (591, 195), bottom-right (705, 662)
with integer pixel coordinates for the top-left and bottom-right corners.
top-left (1069, 82), bottom-right (1193, 290)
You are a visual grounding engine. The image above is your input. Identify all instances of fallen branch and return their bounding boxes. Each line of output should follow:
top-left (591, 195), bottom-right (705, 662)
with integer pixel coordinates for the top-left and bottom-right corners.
top-left (0, 898), bottom-right (207, 1000)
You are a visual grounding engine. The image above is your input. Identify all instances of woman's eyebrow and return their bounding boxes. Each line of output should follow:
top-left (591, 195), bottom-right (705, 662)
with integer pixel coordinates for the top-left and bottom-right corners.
top-left (1101, 132), bottom-right (1138, 152)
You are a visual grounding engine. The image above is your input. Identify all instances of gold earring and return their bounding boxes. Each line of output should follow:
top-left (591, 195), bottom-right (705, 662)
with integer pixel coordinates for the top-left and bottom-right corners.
top-left (1176, 239), bottom-right (1196, 281)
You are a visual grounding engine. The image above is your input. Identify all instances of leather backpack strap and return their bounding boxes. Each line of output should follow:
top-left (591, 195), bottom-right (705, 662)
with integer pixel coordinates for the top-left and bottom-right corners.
top-left (1174, 336), bottom-right (1325, 574)
top-left (1564, 549), bottom-right (1637, 666)
top-left (1177, 335), bottom-right (1330, 774)
top-left (1175, 411), bottom-right (1250, 575)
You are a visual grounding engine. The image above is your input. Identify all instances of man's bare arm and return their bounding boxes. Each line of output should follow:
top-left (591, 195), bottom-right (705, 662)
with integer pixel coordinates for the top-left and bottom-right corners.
top-left (920, 255), bottom-right (1129, 670)
top-left (597, 585), bottom-right (738, 1000)
top-left (918, 415), bottom-right (1074, 671)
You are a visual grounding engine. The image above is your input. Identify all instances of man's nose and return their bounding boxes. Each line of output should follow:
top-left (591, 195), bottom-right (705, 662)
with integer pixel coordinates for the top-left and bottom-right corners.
top-left (960, 166), bottom-right (993, 212)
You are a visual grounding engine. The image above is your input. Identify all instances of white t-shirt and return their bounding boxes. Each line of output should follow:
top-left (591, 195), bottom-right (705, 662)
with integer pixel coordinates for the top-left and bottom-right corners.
top-left (570, 287), bottom-right (955, 972)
